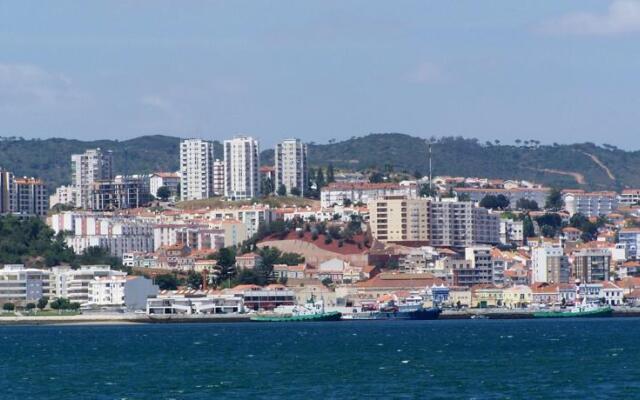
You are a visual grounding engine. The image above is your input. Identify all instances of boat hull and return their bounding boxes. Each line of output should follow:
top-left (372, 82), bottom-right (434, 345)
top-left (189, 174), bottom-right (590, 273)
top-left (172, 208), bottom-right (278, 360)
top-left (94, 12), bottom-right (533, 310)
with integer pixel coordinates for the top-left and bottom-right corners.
top-left (533, 307), bottom-right (613, 318)
top-left (250, 311), bottom-right (342, 322)
top-left (348, 307), bottom-right (441, 321)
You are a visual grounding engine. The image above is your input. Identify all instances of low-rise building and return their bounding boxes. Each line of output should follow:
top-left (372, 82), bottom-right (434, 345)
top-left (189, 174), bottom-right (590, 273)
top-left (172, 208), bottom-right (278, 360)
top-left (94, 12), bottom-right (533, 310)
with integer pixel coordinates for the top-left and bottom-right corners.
top-left (321, 182), bottom-right (418, 208)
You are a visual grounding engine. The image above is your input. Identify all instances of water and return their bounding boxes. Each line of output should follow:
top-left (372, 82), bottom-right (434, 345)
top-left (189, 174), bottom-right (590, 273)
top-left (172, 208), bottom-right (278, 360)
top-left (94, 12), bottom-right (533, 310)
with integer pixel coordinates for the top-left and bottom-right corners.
top-left (1, 319), bottom-right (639, 399)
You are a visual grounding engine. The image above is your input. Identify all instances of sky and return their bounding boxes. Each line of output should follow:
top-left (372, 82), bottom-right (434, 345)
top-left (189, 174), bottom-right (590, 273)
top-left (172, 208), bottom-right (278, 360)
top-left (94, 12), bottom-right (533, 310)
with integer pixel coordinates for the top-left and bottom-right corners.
top-left (1, 0), bottom-right (640, 149)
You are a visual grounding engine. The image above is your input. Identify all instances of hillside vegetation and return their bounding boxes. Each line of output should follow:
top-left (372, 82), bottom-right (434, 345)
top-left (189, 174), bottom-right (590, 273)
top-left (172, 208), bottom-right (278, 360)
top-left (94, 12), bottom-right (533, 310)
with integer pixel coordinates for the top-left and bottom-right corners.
top-left (0, 133), bottom-right (636, 190)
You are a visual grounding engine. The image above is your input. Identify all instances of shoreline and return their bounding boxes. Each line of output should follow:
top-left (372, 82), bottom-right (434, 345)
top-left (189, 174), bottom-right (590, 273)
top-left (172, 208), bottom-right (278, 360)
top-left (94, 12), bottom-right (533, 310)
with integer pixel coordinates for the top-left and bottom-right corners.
top-left (2, 308), bottom-right (640, 325)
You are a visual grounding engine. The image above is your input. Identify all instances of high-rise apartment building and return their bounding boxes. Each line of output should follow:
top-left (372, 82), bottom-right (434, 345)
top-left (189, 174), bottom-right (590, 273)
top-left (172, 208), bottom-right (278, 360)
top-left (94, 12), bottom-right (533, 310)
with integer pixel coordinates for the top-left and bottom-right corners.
top-left (14, 177), bottom-right (48, 216)
top-left (223, 136), bottom-right (260, 200)
top-left (368, 197), bottom-right (430, 242)
top-left (71, 148), bottom-right (113, 209)
top-left (275, 138), bottom-right (308, 197)
top-left (179, 139), bottom-right (215, 201)
top-left (573, 248), bottom-right (611, 283)
top-left (0, 169), bottom-right (15, 214)
top-left (213, 159), bottom-right (225, 196)
top-left (368, 197), bottom-right (499, 247)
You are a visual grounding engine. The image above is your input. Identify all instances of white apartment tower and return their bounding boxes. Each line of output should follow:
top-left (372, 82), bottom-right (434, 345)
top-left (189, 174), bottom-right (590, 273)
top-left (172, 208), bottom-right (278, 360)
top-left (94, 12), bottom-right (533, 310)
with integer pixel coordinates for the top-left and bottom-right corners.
top-left (275, 138), bottom-right (308, 197)
top-left (223, 136), bottom-right (260, 200)
top-left (71, 148), bottom-right (113, 209)
top-left (180, 139), bottom-right (215, 201)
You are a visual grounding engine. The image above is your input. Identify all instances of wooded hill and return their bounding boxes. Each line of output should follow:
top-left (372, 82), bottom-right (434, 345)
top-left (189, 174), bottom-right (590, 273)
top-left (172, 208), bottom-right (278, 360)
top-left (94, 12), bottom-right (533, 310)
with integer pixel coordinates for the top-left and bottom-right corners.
top-left (0, 133), bottom-right (635, 190)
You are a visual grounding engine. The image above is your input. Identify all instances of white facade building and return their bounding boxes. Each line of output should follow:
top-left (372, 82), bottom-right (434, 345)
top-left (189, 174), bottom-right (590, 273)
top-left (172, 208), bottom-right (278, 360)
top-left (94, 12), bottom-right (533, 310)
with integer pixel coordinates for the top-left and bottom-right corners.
top-left (321, 182), bottom-right (418, 208)
top-left (49, 212), bottom-right (154, 257)
top-left (88, 275), bottom-right (127, 306)
top-left (275, 138), bottom-right (308, 197)
top-left (149, 172), bottom-right (180, 200)
top-left (563, 191), bottom-right (618, 217)
top-left (180, 139), bottom-right (215, 201)
top-left (223, 136), bottom-right (260, 200)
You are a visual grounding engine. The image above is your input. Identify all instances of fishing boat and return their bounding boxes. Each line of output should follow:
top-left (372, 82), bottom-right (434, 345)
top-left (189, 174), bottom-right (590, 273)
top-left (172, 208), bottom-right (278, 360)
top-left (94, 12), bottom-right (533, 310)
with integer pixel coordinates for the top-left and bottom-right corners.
top-left (346, 294), bottom-right (441, 321)
top-left (533, 299), bottom-right (612, 318)
top-left (250, 297), bottom-right (342, 322)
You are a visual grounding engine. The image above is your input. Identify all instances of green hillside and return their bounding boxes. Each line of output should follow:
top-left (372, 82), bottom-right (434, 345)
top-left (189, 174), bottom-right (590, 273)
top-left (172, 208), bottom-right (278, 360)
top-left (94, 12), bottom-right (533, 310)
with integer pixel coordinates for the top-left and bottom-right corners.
top-left (0, 133), bottom-right (636, 190)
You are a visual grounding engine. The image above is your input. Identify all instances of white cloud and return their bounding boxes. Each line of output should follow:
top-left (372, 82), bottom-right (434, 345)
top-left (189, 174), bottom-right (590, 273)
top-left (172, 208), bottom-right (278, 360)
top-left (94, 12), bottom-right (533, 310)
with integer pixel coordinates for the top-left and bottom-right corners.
top-left (540, 0), bottom-right (640, 36)
top-left (407, 61), bottom-right (445, 84)
top-left (140, 95), bottom-right (173, 111)
top-left (0, 63), bottom-right (83, 109)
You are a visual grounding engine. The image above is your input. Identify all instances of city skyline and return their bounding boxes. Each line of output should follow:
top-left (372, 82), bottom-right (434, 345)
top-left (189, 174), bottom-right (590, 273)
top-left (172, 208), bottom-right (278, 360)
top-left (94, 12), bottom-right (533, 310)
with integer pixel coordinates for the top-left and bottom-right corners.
top-left (2, 1), bottom-right (640, 148)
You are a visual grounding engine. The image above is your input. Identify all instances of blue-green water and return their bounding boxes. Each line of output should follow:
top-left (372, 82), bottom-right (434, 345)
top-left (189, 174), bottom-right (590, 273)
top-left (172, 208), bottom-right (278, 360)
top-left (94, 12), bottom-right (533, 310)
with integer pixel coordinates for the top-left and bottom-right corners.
top-left (1, 319), bottom-right (639, 399)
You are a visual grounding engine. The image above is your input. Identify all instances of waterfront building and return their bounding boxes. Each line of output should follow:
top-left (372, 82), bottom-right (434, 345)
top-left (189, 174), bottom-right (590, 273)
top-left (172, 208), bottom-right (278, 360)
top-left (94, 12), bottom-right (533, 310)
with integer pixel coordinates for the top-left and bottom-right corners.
top-left (71, 148), bottom-right (114, 209)
top-left (572, 247), bottom-right (611, 283)
top-left (0, 265), bottom-right (52, 304)
top-left (229, 284), bottom-right (295, 311)
top-left (51, 265), bottom-right (126, 304)
top-left (180, 139), bottom-right (215, 201)
top-left (88, 275), bottom-right (126, 306)
top-left (275, 138), bottom-right (308, 197)
top-left (223, 136), bottom-right (260, 200)
top-left (531, 244), bottom-right (570, 284)
top-left (147, 291), bottom-right (243, 315)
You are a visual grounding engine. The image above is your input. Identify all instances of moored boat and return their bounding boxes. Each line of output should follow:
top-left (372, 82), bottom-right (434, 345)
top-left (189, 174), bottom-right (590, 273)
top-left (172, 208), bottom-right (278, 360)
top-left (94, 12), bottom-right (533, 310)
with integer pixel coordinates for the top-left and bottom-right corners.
top-left (250, 311), bottom-right (342, 322)
top-left (250, 296), bottom-right (342, 322)
top-left (533, 301), bottom-right (613, 318)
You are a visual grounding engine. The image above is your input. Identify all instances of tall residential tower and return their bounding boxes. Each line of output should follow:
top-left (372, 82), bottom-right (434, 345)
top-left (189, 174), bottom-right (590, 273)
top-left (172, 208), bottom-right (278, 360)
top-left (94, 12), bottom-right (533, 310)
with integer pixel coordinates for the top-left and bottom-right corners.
top-left (275, 138), bottom-right (308, 197)
top-left (179, 139), bottom-right (215, 201)
top-left (223, 136), bottom-right (260, 200)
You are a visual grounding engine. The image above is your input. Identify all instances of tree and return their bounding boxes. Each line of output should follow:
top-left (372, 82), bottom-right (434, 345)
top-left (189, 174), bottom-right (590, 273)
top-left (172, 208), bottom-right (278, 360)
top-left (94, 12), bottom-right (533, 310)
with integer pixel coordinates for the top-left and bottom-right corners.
top-left (186, 270), bottom-right (203, 289)
top-left (522, 214), bottom-right (535, 238)
top-left (25, 303), bottom-right (36, 311)
top-left (2, 303), bottom-right (15, 311)
top-left (213, 247), bottom-right (237, 286)
top-left (516, 198), bottom-right (539, 211)
top-left (37, 296), bottom-right (49, 310)
top-left (369, 172), bottom-right (384, 183)
top-left (545, 188), bottom-right (564, 211)
top-left (327, 163), bottom-right (335, 183)
top-left (316, 168), bottom-right (326, 189)
top-left (420, 184), bottom-right (436, 198)
top-left (156, 186), bottom-right (171, 201)
top-left (50, 298), bottom-right (80, 310)
top-left (262, 177), bottom-right (275, 195)
top-left (155, 274), bottom-right (180, 290)
top-left (277, 184), bottom-right (287, 196)
top-left (343, 198), bottom-right (352, 207)
top-left (290, 187), bottom-right (301, 197)
top-left (480, 194), bottom-right (509, 210)
top-left (535, 213), bottom-right (562, 229)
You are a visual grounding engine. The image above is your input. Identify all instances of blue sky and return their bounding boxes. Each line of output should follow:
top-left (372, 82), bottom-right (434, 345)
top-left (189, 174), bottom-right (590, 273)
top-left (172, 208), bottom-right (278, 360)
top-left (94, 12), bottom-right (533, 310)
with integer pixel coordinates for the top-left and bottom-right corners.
top-left (1, 1), bottom-right (640, 148)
